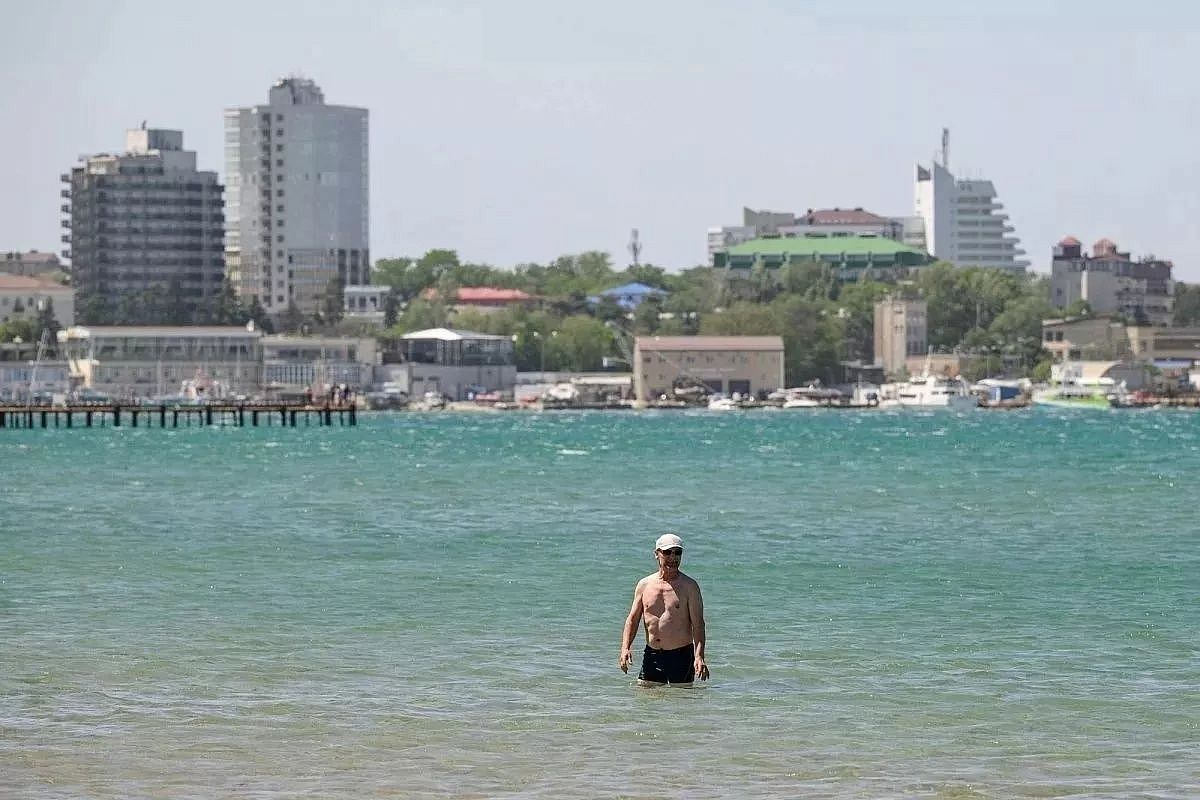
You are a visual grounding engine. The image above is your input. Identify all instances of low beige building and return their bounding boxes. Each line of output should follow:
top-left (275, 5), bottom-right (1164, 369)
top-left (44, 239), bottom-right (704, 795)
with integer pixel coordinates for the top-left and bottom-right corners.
top-left (1124, 326), bottom-right (1200, 363)
top-left (634, 336), bottom-right (785, 401)
top-left (1042, 316), bottom-right (1130, 362)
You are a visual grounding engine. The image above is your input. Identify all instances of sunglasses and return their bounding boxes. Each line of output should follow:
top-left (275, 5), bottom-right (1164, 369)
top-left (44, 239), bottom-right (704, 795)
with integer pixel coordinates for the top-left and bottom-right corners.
top-left (659, 548), bottom-right (683, 556)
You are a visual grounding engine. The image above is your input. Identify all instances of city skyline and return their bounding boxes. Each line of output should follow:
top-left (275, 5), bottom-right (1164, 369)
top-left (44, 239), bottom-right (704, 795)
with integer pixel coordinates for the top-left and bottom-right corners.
top-left (4, 1), bottom-right (1200, 279)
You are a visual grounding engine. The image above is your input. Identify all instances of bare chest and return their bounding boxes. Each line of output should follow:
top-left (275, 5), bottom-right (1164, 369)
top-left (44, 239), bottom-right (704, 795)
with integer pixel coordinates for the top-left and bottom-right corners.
top-left (644, 582), bottom-right (686, 617)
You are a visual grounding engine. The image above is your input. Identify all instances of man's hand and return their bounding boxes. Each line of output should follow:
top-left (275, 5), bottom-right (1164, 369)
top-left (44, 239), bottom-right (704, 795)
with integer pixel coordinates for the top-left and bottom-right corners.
top-left (695, 657), bottom-right (710, 681)
top-left (619, 648), bottom-right (633, 673)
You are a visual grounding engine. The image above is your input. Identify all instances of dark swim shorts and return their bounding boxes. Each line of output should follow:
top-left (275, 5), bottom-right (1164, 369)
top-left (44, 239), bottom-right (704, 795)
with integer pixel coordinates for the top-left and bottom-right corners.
top-left (638, 643), bottom-right (695, 684)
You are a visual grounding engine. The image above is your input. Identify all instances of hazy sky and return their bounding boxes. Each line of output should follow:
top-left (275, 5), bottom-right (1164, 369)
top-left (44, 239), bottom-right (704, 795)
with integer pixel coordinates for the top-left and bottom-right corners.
top-left (4, 1), bottom-right (1200, 278)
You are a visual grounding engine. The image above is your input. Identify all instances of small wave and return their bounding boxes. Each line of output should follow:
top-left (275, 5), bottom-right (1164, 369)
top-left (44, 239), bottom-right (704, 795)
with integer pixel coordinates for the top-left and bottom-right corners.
top-left (557, 449), bottom-right (589, 456)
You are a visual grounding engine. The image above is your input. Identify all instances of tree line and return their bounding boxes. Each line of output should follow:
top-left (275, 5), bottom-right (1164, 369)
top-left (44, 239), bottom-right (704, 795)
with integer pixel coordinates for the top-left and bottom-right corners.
top-left (371, 249), bottom-right (1068, 384)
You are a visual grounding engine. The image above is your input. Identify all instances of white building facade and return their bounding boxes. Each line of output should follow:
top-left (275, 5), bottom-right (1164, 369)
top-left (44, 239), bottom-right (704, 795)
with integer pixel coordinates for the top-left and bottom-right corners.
top-left (913, 157), bottom-right (1028, 271)
top-left (224, 77), bottom-right (369, 316)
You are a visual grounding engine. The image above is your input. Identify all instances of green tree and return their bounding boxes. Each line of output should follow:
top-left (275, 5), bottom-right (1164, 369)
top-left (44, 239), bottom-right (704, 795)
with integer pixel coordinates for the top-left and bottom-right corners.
top-left (247, 297), bottom-right (274, 333)
top-left (1175, 283), bottom-right (1200, 326)
top-left (387, 298), bottom-right (449, 334)
top-left (593, 295), bottom-right (625, 324)
top-left (772, 295), bottom-right (843, 386)
top-left (699, 301), bottom-right (778, 336)
top-left (213, 279), bottom-right (246, 324)
top-left (321, 276), bottom-right (346, 325)
top-left (619, 263), bottom-right (669, 288)
top-left (383, 288), bottom-right (401, 328)
top-left (165, 278), bottom-right (189, 325)
top-left (547, 315), bottom-right (614, 371)
top-left (280, 299), bottom-right (306, 334)
top-left (1061, 299), bottom-right (1092, 318)
top-left (78, 294), bottom-right (112, 324)
top-left (631, 296), bottom-right (664, 335)
top-left (0, 318), bottom-right (37, 343)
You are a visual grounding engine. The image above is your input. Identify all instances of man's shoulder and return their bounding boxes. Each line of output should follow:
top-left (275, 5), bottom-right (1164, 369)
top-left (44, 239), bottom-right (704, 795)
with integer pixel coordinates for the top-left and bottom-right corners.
top-left (677, 572), bottom-right (702, 591)
top-left (637, 573), bottom-right (659, 586)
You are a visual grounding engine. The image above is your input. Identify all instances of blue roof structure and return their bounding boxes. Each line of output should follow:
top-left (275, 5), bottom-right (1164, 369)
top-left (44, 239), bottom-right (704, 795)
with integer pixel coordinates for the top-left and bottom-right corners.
top-left (588, 282), bottom-right (669, 310)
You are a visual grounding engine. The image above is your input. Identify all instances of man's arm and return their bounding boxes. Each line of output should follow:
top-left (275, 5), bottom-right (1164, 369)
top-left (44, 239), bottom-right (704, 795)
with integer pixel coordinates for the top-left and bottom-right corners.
top-left (619, 580), bottom-right (645, 673)
top-left (689, 580), bottom-right (709, 681)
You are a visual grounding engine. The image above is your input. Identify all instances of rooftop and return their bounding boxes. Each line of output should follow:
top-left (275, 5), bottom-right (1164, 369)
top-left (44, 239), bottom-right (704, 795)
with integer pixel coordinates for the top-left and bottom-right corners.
top-left (802, 208), bottom-right (890, 225)
top-left (455, 287), bottom-right (533, 303)
top-left (599, 282), bottom-right (668, 297)
top-left (63, 325), bottom-right (261, 339)
top-left (636, 335), bottom-right (784, 352)
top-left (421, 287), bottom-right (533, 303)
top-left (402, 327), bottom-right (512, 342)
top-left (725, 236), bottom-right (928, 258)
top-left (0, 274), bottom-right (71, 291)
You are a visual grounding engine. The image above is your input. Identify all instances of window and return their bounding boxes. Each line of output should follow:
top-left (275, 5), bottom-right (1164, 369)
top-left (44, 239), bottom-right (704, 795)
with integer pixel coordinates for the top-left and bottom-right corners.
top-left (276, 144), bottom-right (283, 152)
top-left (276, 235), bottom-right (284, 242)
top-left (277, 189), bottom-right (284, 197)
top-left (276, 205), bottom-right (284, 212)
top-left (276, 159), bottom-right (283, 167)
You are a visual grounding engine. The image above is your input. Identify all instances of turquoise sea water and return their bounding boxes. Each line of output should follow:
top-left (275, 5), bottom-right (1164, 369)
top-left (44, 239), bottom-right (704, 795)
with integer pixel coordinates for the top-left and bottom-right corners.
top-left (1, 409), bottom-right (1197, 799)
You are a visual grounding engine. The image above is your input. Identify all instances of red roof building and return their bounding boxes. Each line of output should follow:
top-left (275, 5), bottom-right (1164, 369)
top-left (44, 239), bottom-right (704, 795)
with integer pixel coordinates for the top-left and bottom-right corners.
top-left (422, 286), bottom-right (536, 310)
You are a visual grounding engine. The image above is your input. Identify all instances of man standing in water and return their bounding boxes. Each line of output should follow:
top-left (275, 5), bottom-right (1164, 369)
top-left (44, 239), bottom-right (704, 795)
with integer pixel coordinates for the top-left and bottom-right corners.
top-left (619, 533), bottom-right (709, 685)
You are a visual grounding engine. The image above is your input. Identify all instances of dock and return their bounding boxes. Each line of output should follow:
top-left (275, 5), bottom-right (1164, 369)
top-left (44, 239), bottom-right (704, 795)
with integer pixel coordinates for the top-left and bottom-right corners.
top-left (0, 403), bottom-right (357, 430)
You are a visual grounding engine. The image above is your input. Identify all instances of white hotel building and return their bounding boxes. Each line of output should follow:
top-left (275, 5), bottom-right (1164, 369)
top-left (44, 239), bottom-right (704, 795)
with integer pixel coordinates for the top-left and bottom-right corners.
top-left (913, 155), bottom-right (1028, 271)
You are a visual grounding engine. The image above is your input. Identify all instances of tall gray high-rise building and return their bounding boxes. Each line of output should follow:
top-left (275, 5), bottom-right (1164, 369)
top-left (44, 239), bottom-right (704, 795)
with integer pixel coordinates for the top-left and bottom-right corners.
top-left (224, 77), bottom-right (369, 316)
top-left (62, 127), bottom-right (225, 324)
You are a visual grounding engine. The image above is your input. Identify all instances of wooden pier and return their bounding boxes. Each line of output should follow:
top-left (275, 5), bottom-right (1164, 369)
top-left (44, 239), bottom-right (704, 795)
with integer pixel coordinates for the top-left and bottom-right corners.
top-left (0, 403), bottom-right (357, 430)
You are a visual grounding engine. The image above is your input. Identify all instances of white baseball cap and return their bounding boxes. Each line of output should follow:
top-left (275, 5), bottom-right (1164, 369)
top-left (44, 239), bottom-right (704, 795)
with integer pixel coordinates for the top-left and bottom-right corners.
top-left (655, 533), bottom-right (684, 551)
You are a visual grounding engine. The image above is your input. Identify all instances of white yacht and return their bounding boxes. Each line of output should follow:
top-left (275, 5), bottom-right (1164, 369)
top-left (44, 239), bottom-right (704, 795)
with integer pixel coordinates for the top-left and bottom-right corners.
top-left (880, 373), bottom-right (977, 410)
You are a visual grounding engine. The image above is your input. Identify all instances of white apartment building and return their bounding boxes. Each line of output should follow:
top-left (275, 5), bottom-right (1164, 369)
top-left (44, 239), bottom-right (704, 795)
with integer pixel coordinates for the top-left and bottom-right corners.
top-left (913, 144), bottom-right (1028, 271)
top-left (225, 77), bottom-right (369, 316)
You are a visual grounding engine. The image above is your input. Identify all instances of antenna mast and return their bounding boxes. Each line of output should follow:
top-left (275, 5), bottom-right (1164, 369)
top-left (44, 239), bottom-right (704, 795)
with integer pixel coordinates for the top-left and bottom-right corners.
top-left (628, 228), bottom-right (642, 267)
top-left (941, 127), bottom-right (950, 168)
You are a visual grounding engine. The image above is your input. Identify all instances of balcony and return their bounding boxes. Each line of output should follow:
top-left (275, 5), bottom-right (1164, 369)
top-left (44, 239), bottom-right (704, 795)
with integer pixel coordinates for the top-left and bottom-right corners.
top-left (61, 204), bottom-right (70, 214)
top-left (61, 234), bottom-right (71, 244)
top-left (60, 173), bottom-right (70, 183)
top-left (61, 250), bottom-right (71, 259)
top-left (60, 188), bottom-right (71, 198)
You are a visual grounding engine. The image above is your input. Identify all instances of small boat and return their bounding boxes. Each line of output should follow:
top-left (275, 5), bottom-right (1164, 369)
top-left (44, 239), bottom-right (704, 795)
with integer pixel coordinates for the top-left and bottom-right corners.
top-left (781, 385), bottom-right (842, 408)
top-left (707, 394), bottom-right (738, 411)
top-left (1031, 384), bottom-right (1115, 409)
top-left (1031, 365), bottom-right (1125, 409)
